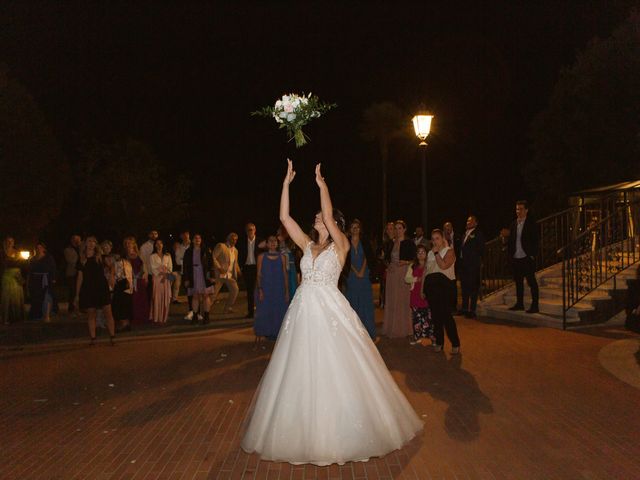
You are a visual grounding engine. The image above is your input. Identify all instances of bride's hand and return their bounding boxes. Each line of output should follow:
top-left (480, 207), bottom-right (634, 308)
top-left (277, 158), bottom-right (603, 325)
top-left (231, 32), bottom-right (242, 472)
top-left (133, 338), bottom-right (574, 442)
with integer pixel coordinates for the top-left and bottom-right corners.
top-left (315, 163), bottom-right (326, 188)
top-left (283, 158), bottom-right (296, 185)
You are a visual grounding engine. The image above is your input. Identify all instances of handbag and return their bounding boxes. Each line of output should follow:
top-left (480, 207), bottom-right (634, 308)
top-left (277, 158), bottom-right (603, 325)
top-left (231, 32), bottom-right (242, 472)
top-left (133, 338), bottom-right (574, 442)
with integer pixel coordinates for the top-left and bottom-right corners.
top-left (165, 272), bottom-right (176, 283)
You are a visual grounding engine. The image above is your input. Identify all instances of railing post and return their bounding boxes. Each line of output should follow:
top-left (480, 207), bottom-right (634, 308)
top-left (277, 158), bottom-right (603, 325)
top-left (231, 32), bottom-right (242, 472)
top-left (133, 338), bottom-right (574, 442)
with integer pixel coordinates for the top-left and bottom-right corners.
top-left (561, 249), bottom-right (567, 330)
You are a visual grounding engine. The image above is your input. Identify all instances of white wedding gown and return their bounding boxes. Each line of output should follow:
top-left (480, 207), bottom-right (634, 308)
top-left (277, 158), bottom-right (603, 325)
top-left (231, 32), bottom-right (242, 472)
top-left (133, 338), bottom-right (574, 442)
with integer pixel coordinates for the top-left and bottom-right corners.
top-left (240, 241), bottom-right (422, 466)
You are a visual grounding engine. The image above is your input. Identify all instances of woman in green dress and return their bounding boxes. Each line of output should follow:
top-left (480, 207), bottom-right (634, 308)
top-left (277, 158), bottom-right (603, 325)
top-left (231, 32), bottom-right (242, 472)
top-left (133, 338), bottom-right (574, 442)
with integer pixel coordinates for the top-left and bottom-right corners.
top-left (1, 236), bottom-right (25, 324)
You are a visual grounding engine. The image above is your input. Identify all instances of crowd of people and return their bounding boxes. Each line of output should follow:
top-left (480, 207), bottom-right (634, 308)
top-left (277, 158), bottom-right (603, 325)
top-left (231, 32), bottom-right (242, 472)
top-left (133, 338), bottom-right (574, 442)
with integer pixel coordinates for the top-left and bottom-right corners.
top-left (0, 200), bottom-right (551, 350)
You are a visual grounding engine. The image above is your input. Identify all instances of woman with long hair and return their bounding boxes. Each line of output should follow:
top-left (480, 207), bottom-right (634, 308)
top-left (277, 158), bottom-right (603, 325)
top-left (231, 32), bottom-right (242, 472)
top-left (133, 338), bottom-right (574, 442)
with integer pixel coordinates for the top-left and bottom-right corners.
top-left (382, 220), bottom-right (416, 338)
top-left (241, 160), bottom-right (422, 466)
top-left (1, 236), bottom-right (25, 324)
top-left (423, 229), bottom-right (460, 354)
top-left (253, 234), bottom-right (288, 348)
top-left (74, 236), bottom-right (115, 345)
top-left (345, 219), bottom-right (376, 340)
top-left (150, 238), bottom-right (173, 324)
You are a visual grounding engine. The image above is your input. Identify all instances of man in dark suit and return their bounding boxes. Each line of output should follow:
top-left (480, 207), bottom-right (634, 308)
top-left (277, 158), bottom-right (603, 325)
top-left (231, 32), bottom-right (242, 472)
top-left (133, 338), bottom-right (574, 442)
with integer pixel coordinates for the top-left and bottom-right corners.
top-left (237, 222), bottom-right (262, 318)
top-left (458, 215), bottom-right (485, 318)
top-left (507, 200), bottom-right (540, 313)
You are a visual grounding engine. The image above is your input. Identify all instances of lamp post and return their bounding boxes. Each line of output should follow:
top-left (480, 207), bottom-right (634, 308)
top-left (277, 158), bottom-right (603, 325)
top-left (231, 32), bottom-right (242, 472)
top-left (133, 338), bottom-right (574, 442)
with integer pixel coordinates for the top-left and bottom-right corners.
top-left (412, 113), bottom-right (433, 232)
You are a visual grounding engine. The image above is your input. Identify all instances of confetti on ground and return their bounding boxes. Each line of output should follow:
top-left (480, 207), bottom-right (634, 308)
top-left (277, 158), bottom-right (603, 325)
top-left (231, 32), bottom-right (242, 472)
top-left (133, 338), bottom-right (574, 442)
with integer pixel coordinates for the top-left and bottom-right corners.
top-left (228, 400), bottom-right (234, 404)
top-left (108, 384), bottom-right (115, 387)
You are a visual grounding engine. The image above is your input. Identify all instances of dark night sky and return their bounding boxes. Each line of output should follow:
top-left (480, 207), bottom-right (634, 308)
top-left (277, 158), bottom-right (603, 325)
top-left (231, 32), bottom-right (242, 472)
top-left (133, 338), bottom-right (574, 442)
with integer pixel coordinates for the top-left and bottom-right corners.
top-left (1, 1), bottom-right (635, 241)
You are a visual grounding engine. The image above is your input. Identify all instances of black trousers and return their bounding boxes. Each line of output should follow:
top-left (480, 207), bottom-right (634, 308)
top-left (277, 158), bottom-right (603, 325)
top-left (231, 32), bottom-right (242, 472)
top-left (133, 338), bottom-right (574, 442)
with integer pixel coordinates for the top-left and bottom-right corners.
top-left (512, 257), bottom-right (539, 307)
top-left (460, 264), bottom-right (481, 313)
top-left (424, 273), bottom-right (460, 347)
top-left (243, 264), bottom-right (257, 317)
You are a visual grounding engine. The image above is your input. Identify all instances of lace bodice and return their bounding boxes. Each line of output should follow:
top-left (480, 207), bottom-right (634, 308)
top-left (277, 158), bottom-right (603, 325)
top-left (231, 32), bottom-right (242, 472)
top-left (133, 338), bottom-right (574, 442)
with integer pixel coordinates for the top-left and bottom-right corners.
top-left (300, 242), bottom-right (342, 287)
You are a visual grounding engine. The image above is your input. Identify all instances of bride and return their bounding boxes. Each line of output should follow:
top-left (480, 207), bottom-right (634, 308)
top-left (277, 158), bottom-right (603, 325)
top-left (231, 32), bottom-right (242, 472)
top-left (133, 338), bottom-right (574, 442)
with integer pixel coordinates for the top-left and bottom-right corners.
top-left (241, 160), bottom-right (422, 466)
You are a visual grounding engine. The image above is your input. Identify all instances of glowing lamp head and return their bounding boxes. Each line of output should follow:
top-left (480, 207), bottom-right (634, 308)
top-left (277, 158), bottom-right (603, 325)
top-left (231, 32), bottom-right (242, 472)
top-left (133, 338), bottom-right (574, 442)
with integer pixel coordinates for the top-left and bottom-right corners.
top-left (19, 250), bottom-right (30, 260)
top-left (412, 114), bottom-right (433, 145)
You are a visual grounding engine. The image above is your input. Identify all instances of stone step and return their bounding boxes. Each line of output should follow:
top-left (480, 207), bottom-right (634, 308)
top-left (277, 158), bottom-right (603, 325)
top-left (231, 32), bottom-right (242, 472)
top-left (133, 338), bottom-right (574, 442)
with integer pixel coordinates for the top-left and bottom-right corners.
top-left (501, 295), bottom-right (594, 316)
top-left (541, 276), bottom-right (631, 291)
top-left (478, 304), bottom-right (581, 328)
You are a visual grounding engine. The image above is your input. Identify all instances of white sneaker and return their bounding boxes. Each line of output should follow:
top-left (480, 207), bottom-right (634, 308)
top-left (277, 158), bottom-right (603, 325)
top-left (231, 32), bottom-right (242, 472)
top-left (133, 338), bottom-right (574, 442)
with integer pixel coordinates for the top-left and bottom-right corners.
top-left (433, 344), bottom-right (443, 352)
top-left (451, 347), bottom-right (460, 355)
top-left (184, 311), bottom-right (194, 321)
top-left (197, 313), bottom-right (204, 322)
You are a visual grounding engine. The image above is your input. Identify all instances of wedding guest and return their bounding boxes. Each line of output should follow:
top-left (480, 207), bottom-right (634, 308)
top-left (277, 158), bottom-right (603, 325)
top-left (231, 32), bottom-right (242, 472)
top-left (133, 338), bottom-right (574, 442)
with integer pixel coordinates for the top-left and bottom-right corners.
top-left (413, 226), bottom-right (429, 247)
top-left (173, 230), bottom-right (190, 305)
top-left (423, 229), bottom-right (460, 354)
top-left (28, 241), bottom-right (56, 322)
top-left (406, 244), bottom-right (433, 346)
top-left (74, 236), bottom-right (115, 345)
top-left (378, 221), bottom-right (396, 308)
top-left (382, 220), bottom-right (416, 338)
top-left (1, 236), bottom-right (24, 324)
top-left (64, 234), bottom-right (81, 313)
top-left (113, 240), bottom-right (134, 332)
top-left (183, 233), bottom-right (215, 324)
top-left (96, 240), bottom-right (116, 329)
top-left (507, 200), bottom-right (540, 313)
top-left (443, 222), bottom-right (457, 251)
top-left (128, 238), bottom-right (149, 325)
top-left (278, 224), bottom-right (299, 300)
top-left (213, 233), bottom-right (241, 313)
top-left (458, 215), bottom-right (485, 318)
top-left (238, 223), bottom-right (261, 318)
top-left (254, 235), bottom-right (289, 348)
top-left (150, 239), bottom-right (173, 324)
top-left (345, 219), bottom-right (376, 340)
top-left (139, 230), bottom-right (158, 302)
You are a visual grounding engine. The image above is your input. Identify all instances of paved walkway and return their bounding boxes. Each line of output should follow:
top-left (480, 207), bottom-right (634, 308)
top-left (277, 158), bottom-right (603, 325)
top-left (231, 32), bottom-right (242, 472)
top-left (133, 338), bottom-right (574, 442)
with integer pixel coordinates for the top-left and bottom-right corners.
top-left (1, 312), bottom-right (640, 479)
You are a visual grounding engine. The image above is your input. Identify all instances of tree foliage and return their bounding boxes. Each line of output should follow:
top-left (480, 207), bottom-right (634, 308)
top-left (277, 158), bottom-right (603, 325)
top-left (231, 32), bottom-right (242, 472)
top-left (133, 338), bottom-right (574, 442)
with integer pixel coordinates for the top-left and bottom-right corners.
top-left (0, 65), bottom-right (71, 240)
top-left (75, 139), bottom-right (190, 237)
top-left (527, 12), bottom-right (640, 210)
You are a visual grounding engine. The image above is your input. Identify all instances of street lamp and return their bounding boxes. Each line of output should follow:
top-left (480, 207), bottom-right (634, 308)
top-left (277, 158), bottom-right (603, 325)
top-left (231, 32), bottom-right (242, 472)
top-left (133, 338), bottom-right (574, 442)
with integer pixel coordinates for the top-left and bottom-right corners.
top-left (412, 113), bottom-right (434, 232)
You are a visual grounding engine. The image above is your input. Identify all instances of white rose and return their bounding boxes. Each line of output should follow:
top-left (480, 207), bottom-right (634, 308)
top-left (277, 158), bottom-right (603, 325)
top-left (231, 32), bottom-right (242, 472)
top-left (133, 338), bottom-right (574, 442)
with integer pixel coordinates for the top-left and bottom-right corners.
top-left (279, 112), bottom-right (288, 118)
top-left (287, 113), bottom-right (296, 121)
top-left (282, 95), bottom-right (290, 103)
top-left (275, 100), bottom-right (282, 108)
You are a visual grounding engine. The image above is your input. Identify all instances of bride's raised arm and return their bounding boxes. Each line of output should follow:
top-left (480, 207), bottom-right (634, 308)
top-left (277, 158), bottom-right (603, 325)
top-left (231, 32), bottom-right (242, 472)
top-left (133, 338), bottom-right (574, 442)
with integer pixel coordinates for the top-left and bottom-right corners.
top-left (315, 163), bottom-right (350, 258)
top-left (279, 159), bottom-right (311, 251)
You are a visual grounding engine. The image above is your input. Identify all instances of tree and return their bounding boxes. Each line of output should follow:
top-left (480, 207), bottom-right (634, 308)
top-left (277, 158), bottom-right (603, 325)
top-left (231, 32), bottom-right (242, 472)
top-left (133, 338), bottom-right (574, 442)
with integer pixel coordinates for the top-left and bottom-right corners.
top-left (360, 102), bottom-right (408, 232)
top-left (527, 12), bottom-right (640, 211)
top-left (75, 139), bottom-right (190, 237)
top-left (0, 65), bottom-right (71, 240)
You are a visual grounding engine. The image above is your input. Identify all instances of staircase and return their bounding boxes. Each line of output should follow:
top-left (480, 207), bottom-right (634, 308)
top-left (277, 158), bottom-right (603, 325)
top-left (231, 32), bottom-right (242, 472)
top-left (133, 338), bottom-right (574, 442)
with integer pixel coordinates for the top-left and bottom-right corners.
top-left (478, 260), bottom-right (637, 329)
top-left (478, 183), bottom-right (640, 329)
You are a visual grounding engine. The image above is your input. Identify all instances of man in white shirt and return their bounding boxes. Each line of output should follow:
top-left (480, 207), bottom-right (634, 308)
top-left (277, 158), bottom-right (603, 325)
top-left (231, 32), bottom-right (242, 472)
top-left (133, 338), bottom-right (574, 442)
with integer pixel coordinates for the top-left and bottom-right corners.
top-left (172, 230), bottom-right (190, 304)
top-left (139, 230), bottom-right (158, 302)
top-left (413, 226), bottom-right (428, 247)
top-left (212, 232), bottom-right (241, 314)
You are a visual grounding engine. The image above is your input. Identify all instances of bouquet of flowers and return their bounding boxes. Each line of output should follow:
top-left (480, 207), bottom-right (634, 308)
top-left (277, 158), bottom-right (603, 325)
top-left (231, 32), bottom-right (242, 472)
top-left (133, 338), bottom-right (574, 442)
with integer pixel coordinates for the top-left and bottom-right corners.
top-left (252, 93), bottom-right (336, 148)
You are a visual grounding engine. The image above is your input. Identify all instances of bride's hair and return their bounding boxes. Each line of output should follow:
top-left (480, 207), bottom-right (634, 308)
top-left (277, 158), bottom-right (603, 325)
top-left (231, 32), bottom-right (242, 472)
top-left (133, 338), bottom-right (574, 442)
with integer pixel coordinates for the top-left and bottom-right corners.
top-left (310, 209), bottom-right (346, 243)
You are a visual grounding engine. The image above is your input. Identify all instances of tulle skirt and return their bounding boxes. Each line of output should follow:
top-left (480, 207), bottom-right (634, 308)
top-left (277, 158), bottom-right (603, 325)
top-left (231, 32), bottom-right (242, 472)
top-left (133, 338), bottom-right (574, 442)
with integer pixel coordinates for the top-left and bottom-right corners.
top-left (241, 282), bottom-right (422, 466)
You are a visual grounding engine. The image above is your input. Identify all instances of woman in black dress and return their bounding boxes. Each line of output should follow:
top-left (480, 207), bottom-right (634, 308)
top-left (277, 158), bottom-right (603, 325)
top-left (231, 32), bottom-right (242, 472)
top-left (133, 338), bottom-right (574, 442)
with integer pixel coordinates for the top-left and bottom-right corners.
top-left (74, 236), bottom-right (116, 345)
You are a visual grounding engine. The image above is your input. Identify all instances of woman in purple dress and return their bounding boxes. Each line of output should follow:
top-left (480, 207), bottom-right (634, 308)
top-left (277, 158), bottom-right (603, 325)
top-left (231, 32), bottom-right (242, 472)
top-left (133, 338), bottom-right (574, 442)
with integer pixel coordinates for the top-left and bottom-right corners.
top-left (253, 235), bottom-right (289, 347)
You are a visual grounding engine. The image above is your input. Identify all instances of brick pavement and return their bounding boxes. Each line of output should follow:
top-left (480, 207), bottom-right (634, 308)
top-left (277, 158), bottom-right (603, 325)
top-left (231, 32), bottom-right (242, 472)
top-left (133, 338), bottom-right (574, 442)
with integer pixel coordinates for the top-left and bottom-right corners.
top-left (1, 313), bottom-right (640, 479)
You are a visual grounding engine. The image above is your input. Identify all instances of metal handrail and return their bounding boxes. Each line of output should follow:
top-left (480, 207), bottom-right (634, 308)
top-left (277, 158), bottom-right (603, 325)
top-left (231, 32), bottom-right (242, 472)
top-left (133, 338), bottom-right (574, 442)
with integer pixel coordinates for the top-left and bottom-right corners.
top-left (559, 198), bottom-right (640, 328)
